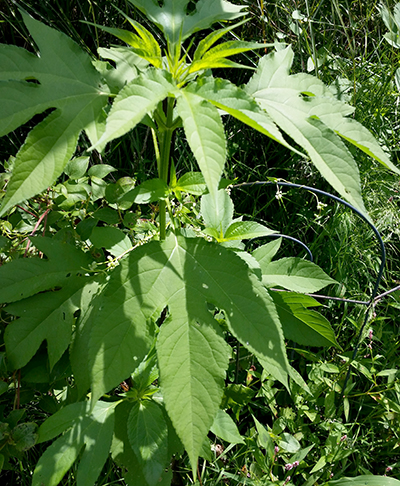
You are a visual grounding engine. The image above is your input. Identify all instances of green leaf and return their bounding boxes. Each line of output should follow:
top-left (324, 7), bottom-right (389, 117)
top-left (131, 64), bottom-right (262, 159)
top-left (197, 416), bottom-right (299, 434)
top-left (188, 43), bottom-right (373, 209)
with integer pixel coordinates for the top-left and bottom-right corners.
top-left (11, 422), bottom-right (38, 451)
top-left (98, 46), bottom-right (148, 91)
top-left (64, 156), bottom-right (89, 179)
top-left (0, 11), bottom-right (108, 216)
top-left (246, 46), bottom-right (374, 214)
top-left (186, 76), bottom-right (302, 154)
top-left (92, 69), bottom-right (175, 152)
top-left (90, 226), bottom-right (132, 257)
top-left (0, 237), bottom-right (92, 304)
top-left (157, 312), bottom-right (229, 471)
top-left (261, 257), bottom-right (336, 293)
top-left (279, 432), bottom-right (301, 453)
top-left (189, 40), bottom-right (270, 73)
top-left (128, 0), bottom-right (246, 47)
top-left (33, 401), bottom-right (116, 486)
top-left (119, 178), bottom-right (169, 206)
top-left (252, 239), bottom-right (282, 267)
top-left (88, 164), bottom-right (117, 179)
top-left (176, 91), bottom-right (226, 199)
top-left (173, 171), bottom-right (207, 195)
top-left (87, 233), bottom-right (289, 472)
top-left (310, 101), bottom-right (400, 175)
top-left (192, 19), bottom-right (249, 61)
top-left (223, 221), bottom-right (275, 242)
top-left (111, 401), bottom-right (176, 486)
top-left (253, 415), bottom-right (274, 451)
top-left (271, 291), bottom-right (338, 347)
top-left (5, 276), bottom-right (93, 370)
top-left (201, 189), bottom-right (233, 236)
top-left (127, 400), bottom-right (168, 486)
top-left (87, 18), bottom-right (162, 68)
top-left (210, 409), bottom-right (244, 444)
top-left (326, 477), bottom-right (400, 486)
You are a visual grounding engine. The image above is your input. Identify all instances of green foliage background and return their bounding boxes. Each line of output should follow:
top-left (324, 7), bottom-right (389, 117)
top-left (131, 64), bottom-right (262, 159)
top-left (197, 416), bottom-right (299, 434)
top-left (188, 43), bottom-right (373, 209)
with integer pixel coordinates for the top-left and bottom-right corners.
top-left (0, 1), bottom-right (400, 485)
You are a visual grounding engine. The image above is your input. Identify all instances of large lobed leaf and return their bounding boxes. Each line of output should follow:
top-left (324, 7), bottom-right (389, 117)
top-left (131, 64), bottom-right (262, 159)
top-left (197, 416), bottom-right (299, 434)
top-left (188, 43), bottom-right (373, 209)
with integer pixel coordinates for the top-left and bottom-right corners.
top-left (246, 46), bottom-right (400, 215)
top-left (0, 238), bottom-right (100, 371)
top-left (128, 0), bottom-right (246, 47)
top-left (74, 233), bottom-right (289, 474)
top-left (0, 11), bottom-right (109, 216)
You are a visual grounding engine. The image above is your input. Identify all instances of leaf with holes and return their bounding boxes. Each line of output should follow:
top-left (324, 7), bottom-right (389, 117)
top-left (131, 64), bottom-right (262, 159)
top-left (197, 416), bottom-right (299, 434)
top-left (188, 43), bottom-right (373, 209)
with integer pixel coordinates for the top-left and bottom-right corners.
top-left (246, 46), bottom-right (400, 214)
top-left (0, 11), bottom-right (109, 216)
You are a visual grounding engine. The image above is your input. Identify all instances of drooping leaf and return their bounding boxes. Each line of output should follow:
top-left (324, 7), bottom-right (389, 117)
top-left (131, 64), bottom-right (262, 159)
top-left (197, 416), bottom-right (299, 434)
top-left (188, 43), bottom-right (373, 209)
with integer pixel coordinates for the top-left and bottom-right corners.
top-left (271, 291), bottom-right (338, 347)
top-left (0, 11), bottom-right (109, 216)
top-left (127, 400), bottom-right (168, 486)
top-left (82, 233), bottom-right (289, 473)
top-left (252, 238), bottom-right (282, 267)
top-left (186, 76), bottom-right (302, 154)
top-left (98, 46), bottom-right (149, 91)
top-left (119, 178), bottom-right (170, 206)
top-left (380, 3), bottom-right (400, 48)
top-left (176, 91), bottom-right (226, 199)
top-left (260, 256), bottom-right (337, 293)
top-left (0, 237), bottom-right (92, 304)
top-left (11, 422), bottom-right (38, 452)
top-left (211, 409), bottom-right (244, 444)
top-left (127, 0), bottom-right (246, 47)
top-left (111, 401), bottom-right (177, 486)
top-left (33, 400), bottom-right (116, 486)
top-left (253, 415), bottom-right (274, 452)
top-left (245, 46), bottom-right (399, 214)
top-left (92, 69), bottom-right (176, 152)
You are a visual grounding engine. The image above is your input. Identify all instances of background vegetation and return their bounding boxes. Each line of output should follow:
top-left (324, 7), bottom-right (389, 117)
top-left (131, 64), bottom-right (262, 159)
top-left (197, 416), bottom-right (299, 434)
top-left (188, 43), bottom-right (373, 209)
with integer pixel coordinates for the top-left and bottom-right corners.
top-left (0, 0), bottom-right (400, 484)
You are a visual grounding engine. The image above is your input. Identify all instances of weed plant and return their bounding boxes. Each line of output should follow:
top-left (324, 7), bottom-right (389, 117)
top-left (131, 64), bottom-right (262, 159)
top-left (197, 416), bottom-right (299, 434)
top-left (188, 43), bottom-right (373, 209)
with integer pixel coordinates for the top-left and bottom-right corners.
top-left (1, 1), bottom-right (400, 485)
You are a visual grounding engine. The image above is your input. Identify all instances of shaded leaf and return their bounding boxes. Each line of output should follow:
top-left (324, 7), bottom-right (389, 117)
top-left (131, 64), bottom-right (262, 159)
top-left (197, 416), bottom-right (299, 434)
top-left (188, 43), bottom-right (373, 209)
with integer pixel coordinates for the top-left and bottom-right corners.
top-left (84, 233), bottom-right (289, 473)
top-left (246, 47), bottom-right (381, 214)
top-left (90, 226), bottom-right (132, 257)
top-left (92, 69), bottom-right (175, 152)
top-left (271, 291), bottom-right (338, 347)
top-left (127, 401), bottom-right (168, 486)
top-left (33, 401), bottom-right (116, 486)
top-left (0, 237), bottom-right (92, 304)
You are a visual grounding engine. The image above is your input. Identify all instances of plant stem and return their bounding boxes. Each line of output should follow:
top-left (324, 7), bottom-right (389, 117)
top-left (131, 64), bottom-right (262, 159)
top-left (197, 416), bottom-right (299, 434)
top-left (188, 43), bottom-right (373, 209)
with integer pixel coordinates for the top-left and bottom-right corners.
top-left (157, 97), bottom-right (175, 240)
